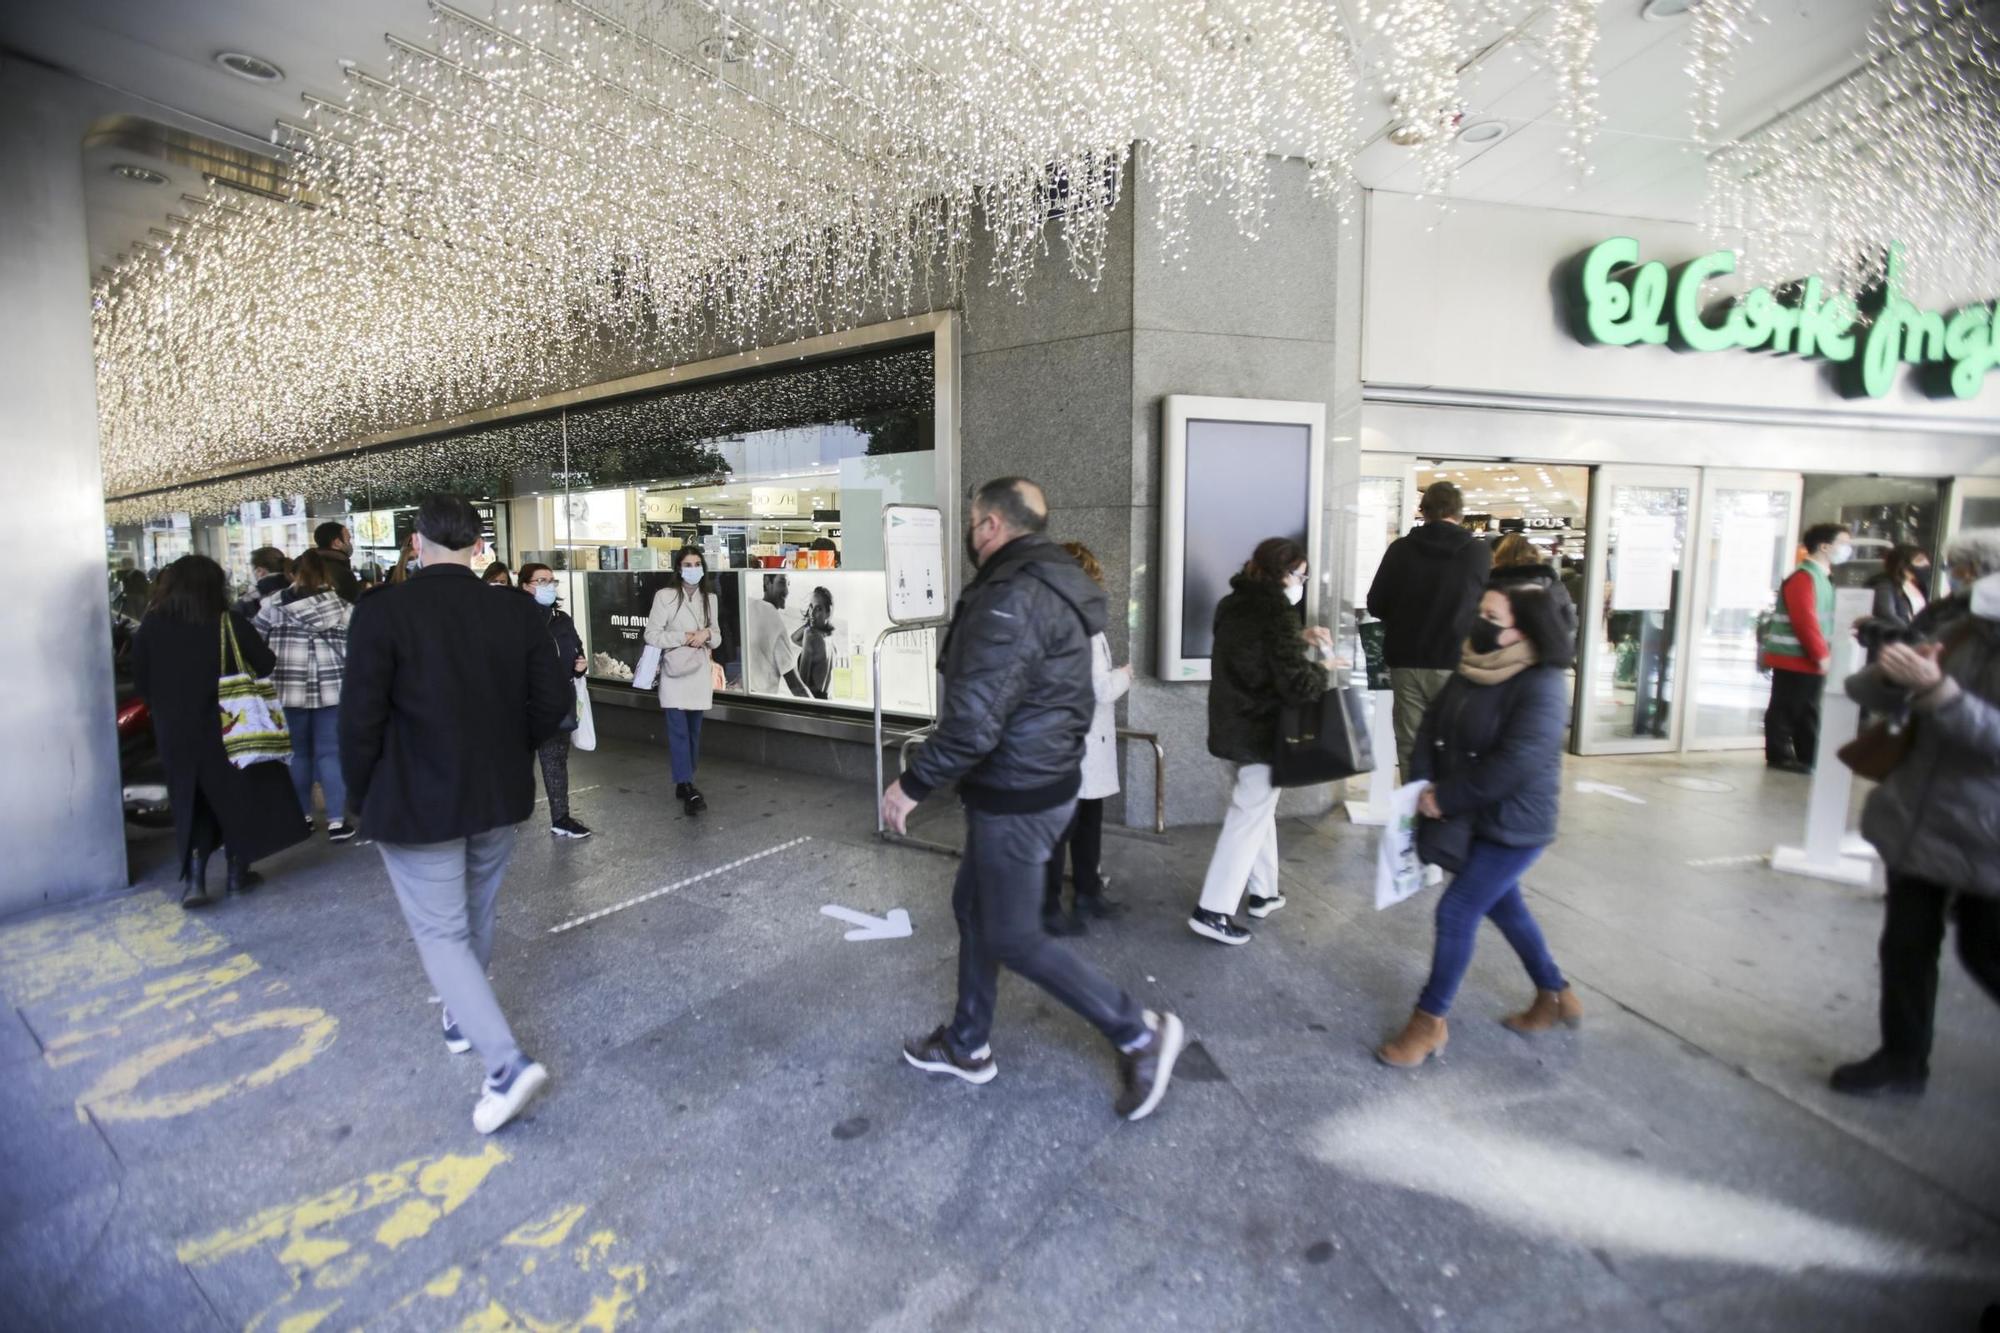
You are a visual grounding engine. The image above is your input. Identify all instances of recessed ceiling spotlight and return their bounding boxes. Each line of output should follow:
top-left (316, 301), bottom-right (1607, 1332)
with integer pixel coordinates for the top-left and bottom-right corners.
top-left (1456, 120), bottom-right (1507, 145)
top-left (111, 163), bottom-right (168, 186)
top-left (215, 50), bottom-right (284, 82)
top-left (698, 33), bottom-right (750, 62)
top-left (1641, 0), bottom-right (1694, 21)
top-left (1387, 123), bottom-right (1429, 147)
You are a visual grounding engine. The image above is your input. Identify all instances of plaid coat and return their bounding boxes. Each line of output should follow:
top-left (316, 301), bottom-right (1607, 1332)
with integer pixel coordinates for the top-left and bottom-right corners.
top-left (255, 590), bottom-right (352, 709)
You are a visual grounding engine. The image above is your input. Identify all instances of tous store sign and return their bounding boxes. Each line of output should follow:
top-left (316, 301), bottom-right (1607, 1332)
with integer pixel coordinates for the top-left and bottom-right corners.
top-left (1565, 237), bottom-right (2000, 401)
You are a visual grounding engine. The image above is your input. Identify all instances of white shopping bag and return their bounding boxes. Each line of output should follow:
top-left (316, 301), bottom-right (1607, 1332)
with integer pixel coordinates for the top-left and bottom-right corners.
top-left (571, 677), bottom-right (598, 752)
top-left (1374, 781), bottom-right (1430, 910)
top-left (631, 643), bottom-right (662, 691)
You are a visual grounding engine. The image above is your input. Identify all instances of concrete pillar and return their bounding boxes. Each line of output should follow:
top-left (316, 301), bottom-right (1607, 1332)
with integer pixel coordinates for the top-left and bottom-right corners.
top-left (0, 56), bottom-right (129, 908)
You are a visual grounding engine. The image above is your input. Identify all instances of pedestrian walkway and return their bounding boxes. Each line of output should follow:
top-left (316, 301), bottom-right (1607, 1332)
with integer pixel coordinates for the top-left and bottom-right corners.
top-left (2, 742), bottom-right (1995, 1330)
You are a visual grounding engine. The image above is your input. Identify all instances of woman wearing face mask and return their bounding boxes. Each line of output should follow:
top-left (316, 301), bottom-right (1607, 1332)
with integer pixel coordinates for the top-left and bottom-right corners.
top-left (1378, 581), bottom-right (1577, 1068)
top-left (1187, 538), bottom-right (1334, 946)
top-left (482, 561), bottom-right (513, 588)
top-left (643, 548), bottom-right (721, 815)
top-left (1908, 532), bottom-right (2000, 639)
top-left (1832, 539), bottom-right (2000, 1098)
top-left (518, 564), bottom-right (591, 839)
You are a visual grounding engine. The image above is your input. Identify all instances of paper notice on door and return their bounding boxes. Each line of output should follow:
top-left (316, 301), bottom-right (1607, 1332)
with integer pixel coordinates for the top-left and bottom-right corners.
top-left (1612, 513), bottom-right (1676, 612)
top-left (1713, 513), bottom-right (1782, 610)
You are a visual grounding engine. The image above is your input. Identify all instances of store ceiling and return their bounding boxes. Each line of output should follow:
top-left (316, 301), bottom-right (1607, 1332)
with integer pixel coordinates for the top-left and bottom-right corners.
top-left (1416, 462), bottom-right (1592, 521)
top-left (4, 0), bottom-right (1888, 278)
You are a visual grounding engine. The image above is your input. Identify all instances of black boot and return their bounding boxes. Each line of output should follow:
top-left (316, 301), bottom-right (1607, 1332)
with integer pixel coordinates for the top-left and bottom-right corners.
top-left (226, 853), bottom-right (257, 896)
top-left (673, 782), bottom-right (690, 801)
top-left (683, 784), bottom-right (707, 815)
top-left (1829, 1049), bottom-right (1928, 1097)
top-left (181, 847), bottom-right (217, 909)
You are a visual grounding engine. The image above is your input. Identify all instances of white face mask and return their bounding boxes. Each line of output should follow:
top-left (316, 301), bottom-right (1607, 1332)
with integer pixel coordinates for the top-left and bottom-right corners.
top-left (1830, 542), bottom-right (1855, 565)
top-left (680, 565), bottom-right (703, 586)
top-left (1283, 575), bottom-right (1305, 606)
top-left (1972, 570), bottom-right (2000, 621)
top-left (532, 583), bottom-right (558, 606)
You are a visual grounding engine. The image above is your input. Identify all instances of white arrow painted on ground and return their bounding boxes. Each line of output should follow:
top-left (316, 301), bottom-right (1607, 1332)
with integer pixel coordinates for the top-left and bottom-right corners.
top-left (1574, 780), bottom-right (1647, 805)
top-left (821, 905), bottom-right (913, 941)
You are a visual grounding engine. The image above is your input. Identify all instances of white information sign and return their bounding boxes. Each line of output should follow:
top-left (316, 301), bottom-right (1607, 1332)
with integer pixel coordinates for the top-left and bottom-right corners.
top-left (883, 504), bottom-right (946, 624)
top-left (1713, 514), bottom-right (1782, 611)
top-left (1612, 513), bottom-right (1676, 612)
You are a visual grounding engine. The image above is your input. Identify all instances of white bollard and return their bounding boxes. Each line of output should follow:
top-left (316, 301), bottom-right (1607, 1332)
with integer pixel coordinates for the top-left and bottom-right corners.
top-left (1345, 689), bottom-right (1398, 827)
top-left (1772, 589), bottom-right (1877, 885)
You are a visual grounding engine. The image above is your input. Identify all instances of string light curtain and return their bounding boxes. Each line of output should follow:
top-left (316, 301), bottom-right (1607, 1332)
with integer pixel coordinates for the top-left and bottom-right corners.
top-left (93, 0), bottom-right (1366, 493)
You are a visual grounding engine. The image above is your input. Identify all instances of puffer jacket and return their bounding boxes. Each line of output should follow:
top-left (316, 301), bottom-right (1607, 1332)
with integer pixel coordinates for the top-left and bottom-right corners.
top-left (1490, 561), bottom-right (1578, 639)
top-left (255, 589), bottom-right (352, 709)
top-left (1847, 614), bottom-right (2000, 898)
top-left (902, 535), bottom-right (1102, 813)
top-left (1207, 574), bottom-right (1329, 765)
top-left (1409, 664), bottom-right (1569, 848)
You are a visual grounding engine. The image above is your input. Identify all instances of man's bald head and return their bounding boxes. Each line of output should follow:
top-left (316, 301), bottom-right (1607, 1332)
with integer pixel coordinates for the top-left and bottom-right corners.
top-left (972, 476), bottom-right (1048, 537)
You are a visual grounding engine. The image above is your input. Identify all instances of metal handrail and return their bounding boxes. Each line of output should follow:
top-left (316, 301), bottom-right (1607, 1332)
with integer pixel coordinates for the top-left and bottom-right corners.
top-left (1118, 729), bottom-right (1167, 836)
top-left (872, 621), bottom-right (950, 849)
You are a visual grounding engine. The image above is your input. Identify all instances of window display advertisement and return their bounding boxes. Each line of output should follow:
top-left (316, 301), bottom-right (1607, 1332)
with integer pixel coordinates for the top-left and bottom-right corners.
top-left (739, 570), bottom-right (933, 715)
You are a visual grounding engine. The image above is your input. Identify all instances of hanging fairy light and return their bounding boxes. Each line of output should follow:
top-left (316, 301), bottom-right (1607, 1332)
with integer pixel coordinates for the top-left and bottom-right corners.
top-left (93, 0), bottom-right (1366, 494)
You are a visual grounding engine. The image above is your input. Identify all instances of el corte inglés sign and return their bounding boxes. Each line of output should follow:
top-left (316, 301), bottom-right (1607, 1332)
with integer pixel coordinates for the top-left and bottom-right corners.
top-left (1565, 237), bottom-right (2000, 401)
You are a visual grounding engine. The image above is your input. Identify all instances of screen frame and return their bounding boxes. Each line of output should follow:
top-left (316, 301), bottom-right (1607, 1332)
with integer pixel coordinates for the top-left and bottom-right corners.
top-left (1158, 394), bottom-right (1327, 683)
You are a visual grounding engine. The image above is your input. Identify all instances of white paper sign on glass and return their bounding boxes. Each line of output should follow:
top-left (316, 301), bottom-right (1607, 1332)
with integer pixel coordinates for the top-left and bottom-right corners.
top-left (1612, 513), bottom-right (1677, 612)
top-left (1713, 513), bottom-right (1783, 611)
top-left (883, 504), bottom-right (947, 624)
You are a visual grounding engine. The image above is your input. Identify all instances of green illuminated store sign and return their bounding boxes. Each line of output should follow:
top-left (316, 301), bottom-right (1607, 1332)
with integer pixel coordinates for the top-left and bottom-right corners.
top-left (1565, 237), bottom-right (2000, 401)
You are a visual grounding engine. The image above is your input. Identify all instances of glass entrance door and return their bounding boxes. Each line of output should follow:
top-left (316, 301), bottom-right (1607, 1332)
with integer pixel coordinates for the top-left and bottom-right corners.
top-left (1577, 466), bottom-right (1698, 754)
top-left (1684, 470), bottom-right (1802, 750)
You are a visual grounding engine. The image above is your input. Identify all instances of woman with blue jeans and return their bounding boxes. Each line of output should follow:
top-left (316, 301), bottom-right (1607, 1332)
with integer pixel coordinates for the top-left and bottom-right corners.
top-left (1379, 581), bottom-right (1579, 1068)
top-left (643, 549), bottom-right (721, 816)
top-left (256, 550), bottom-right (355, 842)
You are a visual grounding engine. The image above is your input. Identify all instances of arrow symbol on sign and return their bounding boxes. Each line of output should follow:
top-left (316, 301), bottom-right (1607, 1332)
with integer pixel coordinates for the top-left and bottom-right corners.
top-left (821, 905), bottom-right (913, 941)
top-left (1574, 780), bottom-right (1646, 805)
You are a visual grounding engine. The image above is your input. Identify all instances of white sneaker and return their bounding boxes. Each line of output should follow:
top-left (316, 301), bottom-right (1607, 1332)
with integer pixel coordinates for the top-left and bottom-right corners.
top-left (473, 1060), bottom-right (549, 1134)
top-left (1423, 863), bottom-right (1446, 889)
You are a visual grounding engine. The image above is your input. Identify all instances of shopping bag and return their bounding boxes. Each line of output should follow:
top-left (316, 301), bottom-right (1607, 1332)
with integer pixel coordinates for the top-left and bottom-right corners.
top-left (217, 617), bottom-right (291, 769)
top-left (632, 644), bottom-right (662, 690)
top-left (571, 678), bottom-right (598, 752)
top-left (1272, 685), bottom-right (1375, 788)
top-left (1374, 782), bottom-right (1429, 910)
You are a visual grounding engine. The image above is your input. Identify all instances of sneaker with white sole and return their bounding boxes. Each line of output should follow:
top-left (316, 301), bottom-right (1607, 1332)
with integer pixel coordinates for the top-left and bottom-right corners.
top-left (1115, 1010), bottom-right (1187, 1122)
top-left (473, 1060), bottom-right (549, 1134)
top-left (1246, 893), bottom-right (1286, 919)
top-left (442, 1009), bottom-right (471, 1055)
top-left (550, 816), bottom-right (593, 839)
top-left (901, 1026), bottom-right (997, 1084)
top-left (327, 821), bottom-right (357, 843)
top-left (1188, 909), bottom-right (1250, 945)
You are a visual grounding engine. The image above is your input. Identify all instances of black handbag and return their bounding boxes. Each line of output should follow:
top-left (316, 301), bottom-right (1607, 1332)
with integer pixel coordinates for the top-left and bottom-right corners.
top-left (1416, 812), bottom-right (1473, 873)
top-left (1271, 686), bottom-right (1376, 789)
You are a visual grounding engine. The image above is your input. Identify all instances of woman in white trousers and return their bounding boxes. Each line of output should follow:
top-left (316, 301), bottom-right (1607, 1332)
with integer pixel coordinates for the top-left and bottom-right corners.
top-left (1188, 537), bottom-right (1333, 946)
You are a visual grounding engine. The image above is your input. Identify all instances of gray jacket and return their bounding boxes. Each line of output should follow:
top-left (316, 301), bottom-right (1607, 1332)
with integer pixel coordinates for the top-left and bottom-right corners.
top-left (1846, 615), bottom-right (2000, 897)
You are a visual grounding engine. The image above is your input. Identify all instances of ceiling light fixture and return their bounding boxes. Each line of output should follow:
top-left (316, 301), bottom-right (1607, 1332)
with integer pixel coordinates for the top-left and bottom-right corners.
top-left (1641, 0), bottom-right (1695, 19)
top-left (214, 51), bottom-right (285, 82)
top-left (111, 163), bottom-right (168, 186)
top-left (1456, 119), bottom-right (1507, 145)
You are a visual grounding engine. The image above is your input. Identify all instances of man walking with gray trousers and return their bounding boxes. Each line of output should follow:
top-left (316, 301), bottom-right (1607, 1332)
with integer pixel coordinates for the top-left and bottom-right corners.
top-left (342, 494), bottom-right (573, 1133)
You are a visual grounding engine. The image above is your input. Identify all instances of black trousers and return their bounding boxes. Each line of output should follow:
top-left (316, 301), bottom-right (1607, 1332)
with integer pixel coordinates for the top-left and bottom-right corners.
top-left (1877, 874), bottom-right (2000, 1064)
top-left (1042, 797), bottom-right (1105, 917)
top-left (1764, 667), bottom-right (1825, 766)
top-left (537, 735), bottom-right (571, 822)
top-left (948, 802), bottom-right (1145, 1057)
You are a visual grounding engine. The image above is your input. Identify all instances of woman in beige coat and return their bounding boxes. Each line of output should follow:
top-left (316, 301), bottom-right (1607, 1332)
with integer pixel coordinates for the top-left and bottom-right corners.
top-left (644, 548), bottom-right (722, 815)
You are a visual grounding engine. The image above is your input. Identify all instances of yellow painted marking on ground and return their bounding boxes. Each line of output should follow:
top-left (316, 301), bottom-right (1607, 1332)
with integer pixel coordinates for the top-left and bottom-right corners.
top-left (505, 1203), bottom-right (588, 1250)
top-left (426, 1267), bottom-right (466, 1298)
top-left (77, 1005), bottom-right (338, 1122)
top-left (0, 895), bottom-right (226, 1005)
top-left (42, 952), bottom-right (261, 1068)
top-left (274, 1306), bottom-right (337, 1333)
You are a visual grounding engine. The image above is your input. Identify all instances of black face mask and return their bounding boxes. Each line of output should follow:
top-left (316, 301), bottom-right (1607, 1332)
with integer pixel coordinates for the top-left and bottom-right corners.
top-left (1468, 619), bottom-right (1506, 655)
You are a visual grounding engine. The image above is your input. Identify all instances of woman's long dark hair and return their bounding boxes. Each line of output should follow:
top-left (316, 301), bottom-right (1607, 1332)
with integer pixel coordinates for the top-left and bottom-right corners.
top-left (1882, 544), bottom-right (1928, 588)
top-left (1488, 580), bottom-right (1575, 669)
top-left (1240, 537), bottom-right (1307, 584)
top-left (149, 554), bottom-right (229, 623)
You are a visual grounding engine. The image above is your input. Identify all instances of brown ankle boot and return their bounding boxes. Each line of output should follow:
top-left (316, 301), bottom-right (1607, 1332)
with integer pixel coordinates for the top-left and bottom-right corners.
top-left (1502, 987), bottom-right (1583, 1034)
top-left (1376, 1010), bottom-right (1448, 1068)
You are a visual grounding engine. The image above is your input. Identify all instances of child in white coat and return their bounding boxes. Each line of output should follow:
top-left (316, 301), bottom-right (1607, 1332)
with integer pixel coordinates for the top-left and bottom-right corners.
top-left (1044, 542), bottom-right (1133, 934)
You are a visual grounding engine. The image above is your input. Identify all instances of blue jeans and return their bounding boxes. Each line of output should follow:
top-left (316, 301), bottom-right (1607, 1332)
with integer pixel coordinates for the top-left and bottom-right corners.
top-left (664, 708), bottom-right (704, 784)
top-left (289, 704), bottom-right (346, 822)
top-left (1417, 839), bottom-right (1564, 1017)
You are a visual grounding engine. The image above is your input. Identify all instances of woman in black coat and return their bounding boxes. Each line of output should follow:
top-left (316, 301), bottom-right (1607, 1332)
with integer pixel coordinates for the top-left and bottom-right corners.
top-left (1187, 537), bottom-right (1334, 946)
top-left (1378, 581), bottom-right (1577, 1068)
top-left (132, 555), bottom-right (307, 906)
top-left (518, 564), bottom-right (592, 839)
top-left (1491, 533), bottom-right (1578, 638)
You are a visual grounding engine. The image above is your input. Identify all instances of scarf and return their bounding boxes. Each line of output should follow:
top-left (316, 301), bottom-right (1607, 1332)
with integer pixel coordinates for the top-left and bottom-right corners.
top-left (1457, 637), bottom-right (1538, 686)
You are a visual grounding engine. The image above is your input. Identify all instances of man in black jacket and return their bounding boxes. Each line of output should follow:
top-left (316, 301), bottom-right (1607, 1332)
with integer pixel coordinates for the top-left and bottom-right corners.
top-left (881, 477), bottom-right (1185, 1121)
top-left (314, 520), bottom-right (362, 603)
top-left (1366, 480), bottom-right (1493, 776)
top-left (341, 494), bottom-right (572, 1134)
